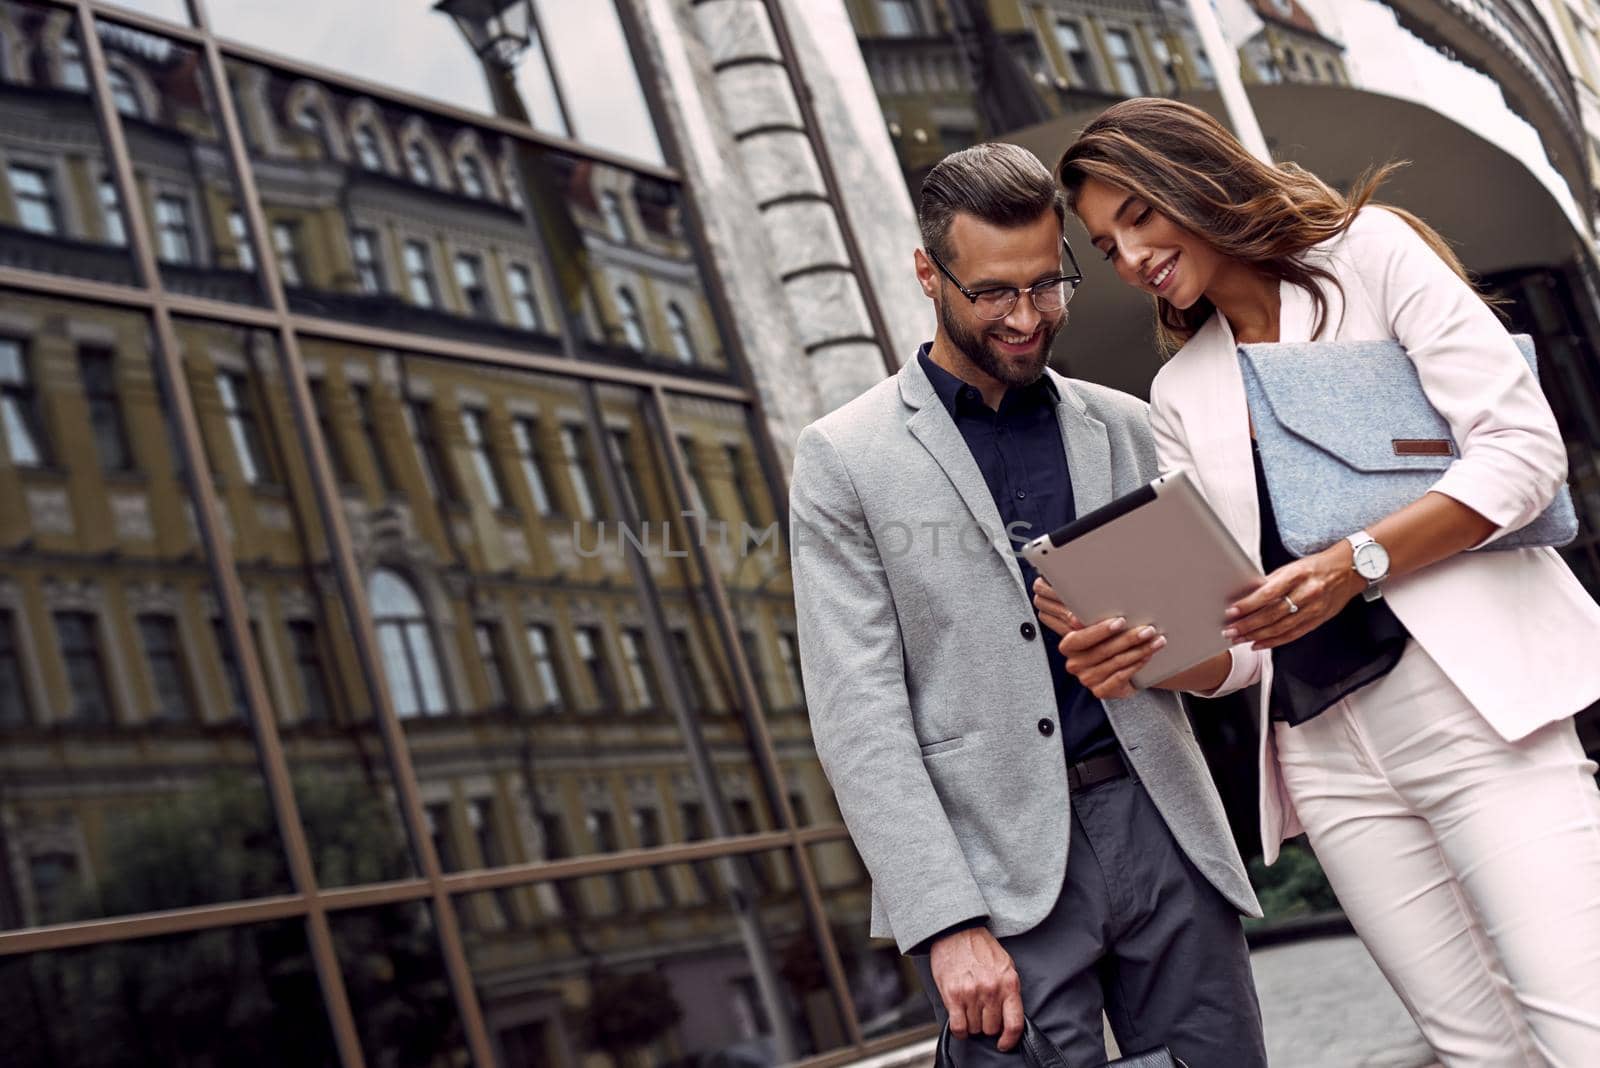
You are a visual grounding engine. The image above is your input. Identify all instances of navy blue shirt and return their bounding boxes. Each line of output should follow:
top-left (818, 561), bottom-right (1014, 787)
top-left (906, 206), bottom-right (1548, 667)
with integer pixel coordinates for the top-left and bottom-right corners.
top-left (917, 346), bottom-right (1117, 765)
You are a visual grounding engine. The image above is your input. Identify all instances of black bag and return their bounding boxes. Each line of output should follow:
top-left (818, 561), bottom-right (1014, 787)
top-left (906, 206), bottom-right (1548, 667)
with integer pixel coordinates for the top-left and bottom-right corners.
top-left (933, 1015), bottom-right (1186, 1068)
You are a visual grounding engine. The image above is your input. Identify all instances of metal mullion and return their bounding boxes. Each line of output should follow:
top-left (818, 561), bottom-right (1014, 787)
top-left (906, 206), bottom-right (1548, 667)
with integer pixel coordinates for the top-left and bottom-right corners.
top-left (437, 829), bottom-right (795, 894)
top-left (206, 34), bottom-right (679, 182)
top-left (0, 894), bottom-right (308, 956)
top-left (186, 10), bottom-right (496, 1067)
top-left (285, 313), bottom-right (754, 401)
top-left (646, 384), bottom-right (866, 1047)
top-left (0, 265), bottom-right (156, 310)
top-left (86, 0), bottom-right (203, 38)
top-left (789, 1025), bottom-right (941, 1068)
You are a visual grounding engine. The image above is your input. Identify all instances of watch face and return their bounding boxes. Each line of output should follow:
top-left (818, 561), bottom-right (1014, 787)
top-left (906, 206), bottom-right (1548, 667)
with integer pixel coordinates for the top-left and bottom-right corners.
top-left (1354, 542), bottom-right (1390, 581)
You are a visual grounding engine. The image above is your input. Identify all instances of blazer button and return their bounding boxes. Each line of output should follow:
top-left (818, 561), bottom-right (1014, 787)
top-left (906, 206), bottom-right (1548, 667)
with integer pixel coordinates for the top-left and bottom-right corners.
top-left (1037, 718), bottom-right (1055, 736)
top-left (1020, 621), bottom-right (1037, 641)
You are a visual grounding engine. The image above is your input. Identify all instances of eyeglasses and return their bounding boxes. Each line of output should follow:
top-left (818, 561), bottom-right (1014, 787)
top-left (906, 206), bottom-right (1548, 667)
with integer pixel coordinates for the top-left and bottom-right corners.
top-left (925, 237), bottom-right (1083, 321)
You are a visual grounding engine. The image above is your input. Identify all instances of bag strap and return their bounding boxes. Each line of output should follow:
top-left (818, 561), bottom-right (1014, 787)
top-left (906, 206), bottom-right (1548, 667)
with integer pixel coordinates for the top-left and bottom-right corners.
top-left (934, 1017), bottom-right (1072, 1068)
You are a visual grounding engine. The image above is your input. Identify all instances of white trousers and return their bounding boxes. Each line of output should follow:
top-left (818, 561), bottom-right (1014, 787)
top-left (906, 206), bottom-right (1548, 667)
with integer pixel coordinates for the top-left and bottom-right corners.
top-left (1273, 641), bottom-right (1600, 1067)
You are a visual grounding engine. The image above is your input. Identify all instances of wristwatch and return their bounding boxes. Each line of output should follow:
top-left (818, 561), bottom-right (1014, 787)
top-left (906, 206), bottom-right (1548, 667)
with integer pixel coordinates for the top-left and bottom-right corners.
top-left (1345, 530), bottom-right (1390, 602)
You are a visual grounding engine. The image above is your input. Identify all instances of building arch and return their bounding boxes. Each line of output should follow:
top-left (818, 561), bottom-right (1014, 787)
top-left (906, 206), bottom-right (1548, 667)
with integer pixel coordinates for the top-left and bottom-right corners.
top-left (284, 79), bottom-right (347, 161)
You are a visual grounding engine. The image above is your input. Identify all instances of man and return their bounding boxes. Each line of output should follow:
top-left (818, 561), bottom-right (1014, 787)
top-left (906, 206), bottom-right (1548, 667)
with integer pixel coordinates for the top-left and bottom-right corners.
top-left (789, 144), bottom-right (1267, 1068)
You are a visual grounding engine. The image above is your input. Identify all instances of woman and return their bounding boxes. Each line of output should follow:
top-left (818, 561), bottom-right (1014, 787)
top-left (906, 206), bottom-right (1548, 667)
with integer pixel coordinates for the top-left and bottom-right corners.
top-left (1034, 97), bottom-right (1600, 1066)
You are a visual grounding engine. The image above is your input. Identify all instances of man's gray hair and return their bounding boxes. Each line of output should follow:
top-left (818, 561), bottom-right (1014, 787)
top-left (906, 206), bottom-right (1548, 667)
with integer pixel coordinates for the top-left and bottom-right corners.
top-left (919, 142), bottom-right (1066, 264)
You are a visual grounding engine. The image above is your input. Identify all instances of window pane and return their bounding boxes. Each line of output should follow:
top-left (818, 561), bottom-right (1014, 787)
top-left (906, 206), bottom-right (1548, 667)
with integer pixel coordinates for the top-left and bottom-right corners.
top-left (330, 903), bottom-right (469, 1066)
top-left (0, 2), bottom-right (139, 285)
top-left (176, 318), bottom-right (417, 888)
top-left (456, 850), bottom-right (857, 1065)
top-left (0, 921), bottom-right (343, 1068)
top-left (0, 295), bottom-right (300, 929)
top-left (93, 18), bottom-right (266, 304)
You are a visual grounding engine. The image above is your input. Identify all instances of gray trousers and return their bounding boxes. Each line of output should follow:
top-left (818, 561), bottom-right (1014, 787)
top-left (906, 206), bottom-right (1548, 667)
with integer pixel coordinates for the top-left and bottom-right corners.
top-left (913, 773), bottom-right (1267, 1068)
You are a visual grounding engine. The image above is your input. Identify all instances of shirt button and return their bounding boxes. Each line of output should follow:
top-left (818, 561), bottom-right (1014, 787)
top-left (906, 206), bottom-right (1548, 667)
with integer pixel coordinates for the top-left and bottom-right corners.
top-left (1038, 718), bottom-right (1055, 737)
top-left (1020, 622), bottom-right (1037, 641)
top-left (1016, 490), bottom-right (1026, 499)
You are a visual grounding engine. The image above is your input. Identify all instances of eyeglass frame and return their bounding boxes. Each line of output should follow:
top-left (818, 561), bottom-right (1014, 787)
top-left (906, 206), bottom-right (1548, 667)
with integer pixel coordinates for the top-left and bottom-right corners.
top-left (923, 236), bottom-right (1084, 320)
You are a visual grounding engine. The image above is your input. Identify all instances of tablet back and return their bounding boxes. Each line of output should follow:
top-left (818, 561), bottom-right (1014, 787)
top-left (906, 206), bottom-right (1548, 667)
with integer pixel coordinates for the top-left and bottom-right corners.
top-left (1020, 471), bottom-right (1262, 689)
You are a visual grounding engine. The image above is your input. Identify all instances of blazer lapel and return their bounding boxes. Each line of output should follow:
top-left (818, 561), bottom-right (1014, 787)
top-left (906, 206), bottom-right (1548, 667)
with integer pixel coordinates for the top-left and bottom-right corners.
top-left (1196, 314), bottom-right (1263, 566)
top-left (901, 360), bottom-right (1028, 595)
top-left (1049, 376), bottom-right (1112, 514)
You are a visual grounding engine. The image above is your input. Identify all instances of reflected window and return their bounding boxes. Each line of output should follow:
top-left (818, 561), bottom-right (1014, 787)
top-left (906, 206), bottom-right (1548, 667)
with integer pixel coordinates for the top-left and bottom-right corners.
top-left (138, 614), bottom-right (195, 722)
top-left (107, 65), bottom-right (142, 118)
top-left (666, 302), bottom-right (695, 364)
top-left (295, 103), bottom-right (328, 153)
top-left (453, 253), bottom-right (492, 319)
top-left (309, 379), bottom-right (352, 484)
top-left (730, 799), bottom-right (770, 892)
top-left (54, 611), bottom-right (114, 724)
top-left (352, 383), bottom-right (398, 494)
top-left (154, 194), bottom-right (194, 264)
top-left (228, 209), bottom-right (256, 271)
top-left (98, 178), bottom-right (126, 246)
top-left (1282, 50), bottom-right (1299, 78)
top-left (456, 155), bottom-right (486, 198)
top-left (1105, 29), bottom-right (1147, 95)
top-left (740, 628), bottom-right (767, 705)
top-left (287, 619), bottom-right (333, 722)
top-left (669, 628), bottom-right (707, 710)
top-left (573, 626), bottom-right (616, 711)
top-left (777, 631), bottom-right (804, 705)
top-left (677, 435), bottom-right (711, 517)
top-left (1, 338), bottom-right (48, 467)
top-left (29, 850), bottom-right (80, 925)
top-left (350, 228), bottom-right (384, 294)
top-left (473, 622), bottom-right (510, 708)
top-left (607, 428), bottom-right (643, 518)
top-left (424, 802), bottom-right (457, 869)
top-left (78, 345), bottom-right (132, 471)
top-left (8, 164), bottom-right (59, 234)
top-left (616, 287), bottom-right (646, 351)
top-left (600, 191), bottom-right (627, 242)
top-left (216, 370), bottom-right (273, 485)
top-left (876, 0), bottom-right (921, 35)
top-left (211, 617), bottom-right (249, 721)
top-left (631, 807), bottom-right (676, 906)
top-left (272, 220), bottom-right (303, 286)
top-left (725, 445), bottom-right (760, 524)
top-left (1054, 20), bottom-right (1096, 88)
top-left (524, 623), bottom-right (565, 710)
top-left (506, 264), bottom-right (540, 330)
top-left (60, 34), bottom-right (88, 91)
top-left (679, 801), bottom-right (718, 900)
top-left (403, 240), bottom-right (437, 307)
top-left (405, 140), bottom-right (435, 186)
top-left (353, 123), bottom-right (384, 170)
top-left (406, 399), bottom-right (456, 501)
top-left (0, 610), bottom-right (32, 725)
top-left (369, 568), bottom-right (449, 718)
top-left (510, 416), bottom-right (553, 516)
top-left (619, 628), bottom-right (660, 710)
top-left (461, 407), bottom-right (507, 509)
top-left (584, 809), bottom-right (629, 910)
top-left (558, 424), bottom-right (598, 521)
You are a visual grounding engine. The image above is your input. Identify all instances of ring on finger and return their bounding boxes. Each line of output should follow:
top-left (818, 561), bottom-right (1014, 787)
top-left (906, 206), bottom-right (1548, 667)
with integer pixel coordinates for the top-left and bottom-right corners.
top-left (1283, 595), bottom-right (1299, 615)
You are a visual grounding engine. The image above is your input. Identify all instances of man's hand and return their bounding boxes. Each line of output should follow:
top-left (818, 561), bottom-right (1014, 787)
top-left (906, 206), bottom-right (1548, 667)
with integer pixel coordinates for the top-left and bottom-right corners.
top-left (929, 927), bottom-right (1024, 1051)
top-left (1033, 578), bottom-right (1163, 699)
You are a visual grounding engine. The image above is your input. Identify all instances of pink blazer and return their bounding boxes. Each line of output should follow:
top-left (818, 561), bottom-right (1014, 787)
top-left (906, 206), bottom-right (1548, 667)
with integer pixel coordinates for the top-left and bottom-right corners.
top-left (1148, 206), bottom-right (1600, 862)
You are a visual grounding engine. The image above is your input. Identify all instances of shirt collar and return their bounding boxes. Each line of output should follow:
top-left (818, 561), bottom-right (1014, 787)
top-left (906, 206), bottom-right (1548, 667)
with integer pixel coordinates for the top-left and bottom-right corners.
top-left (916, 343), bottom-right (1059, 419)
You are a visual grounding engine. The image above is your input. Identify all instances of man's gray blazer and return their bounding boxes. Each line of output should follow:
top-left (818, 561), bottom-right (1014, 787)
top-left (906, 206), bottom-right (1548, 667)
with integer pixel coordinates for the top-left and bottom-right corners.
top-left (790, 354), bottom-right (1261, 955)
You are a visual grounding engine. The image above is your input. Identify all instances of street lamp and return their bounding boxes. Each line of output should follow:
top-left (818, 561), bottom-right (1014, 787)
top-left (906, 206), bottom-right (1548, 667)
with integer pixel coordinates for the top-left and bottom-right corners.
top-left (433, 0), bottom-right (534, 68)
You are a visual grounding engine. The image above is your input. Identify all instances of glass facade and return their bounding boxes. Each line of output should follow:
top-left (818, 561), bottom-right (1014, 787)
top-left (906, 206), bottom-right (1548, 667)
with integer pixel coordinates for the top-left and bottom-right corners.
top-left (0, 1), bottom-right (896, 1065)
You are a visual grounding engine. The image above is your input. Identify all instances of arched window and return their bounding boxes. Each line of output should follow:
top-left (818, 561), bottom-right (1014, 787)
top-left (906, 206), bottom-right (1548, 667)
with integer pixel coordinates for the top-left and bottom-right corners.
top-left (616, 288), bottom-right (646, 351)
top-left (405, 140), bottom-right (435, 186)
top-left (295, 103), bottom-right (329, 154)
top-left (666, 302), bottom-right (695, 364)
top-left (368, 568), bottom-right (448, 717)
top-left (456, 155), bottom-right (486, 198)
top-left (107, 66), bottom-right (142, 118)
top-left (600, 191), bottom-right (627, 243)
top-left (59, 35), bottom-right (88, 91)
top-left (353, 123), bottom-right (384, 171)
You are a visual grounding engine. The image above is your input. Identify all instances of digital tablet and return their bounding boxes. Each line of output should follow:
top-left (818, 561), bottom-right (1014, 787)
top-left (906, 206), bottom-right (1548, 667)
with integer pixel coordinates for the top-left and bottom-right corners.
top-left (1019, 470), bottom-right (1263, 689)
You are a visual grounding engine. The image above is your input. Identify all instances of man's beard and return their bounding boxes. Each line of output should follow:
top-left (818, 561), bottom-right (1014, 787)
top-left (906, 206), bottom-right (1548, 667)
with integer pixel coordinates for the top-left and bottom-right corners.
top-left (939, 298), bottom-right (1061, 389)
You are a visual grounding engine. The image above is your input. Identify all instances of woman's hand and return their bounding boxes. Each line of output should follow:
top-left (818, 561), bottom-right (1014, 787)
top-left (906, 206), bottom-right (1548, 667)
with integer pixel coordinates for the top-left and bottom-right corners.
top-left (1032, 578), bottom-right (1164, 699)
top-left (1224, 543), bottom-right (1365, 650)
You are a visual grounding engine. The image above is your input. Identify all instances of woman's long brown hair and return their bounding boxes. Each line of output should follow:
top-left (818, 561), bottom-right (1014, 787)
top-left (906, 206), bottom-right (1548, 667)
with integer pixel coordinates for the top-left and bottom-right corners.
top-left (1056, 97), bottom-right (1487, 354)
